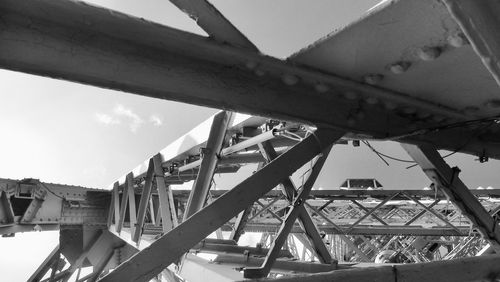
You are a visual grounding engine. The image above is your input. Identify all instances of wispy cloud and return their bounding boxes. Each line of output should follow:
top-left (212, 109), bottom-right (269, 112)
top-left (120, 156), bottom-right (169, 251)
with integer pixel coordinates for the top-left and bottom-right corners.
top-left (113, 104), bottom-right (144, 132)
top-left (95, 113), bottom-right (120, 125)
top-left (94, 105), bottom-right (161, 133)
top-left (149, 115), bottom-right (163, 126)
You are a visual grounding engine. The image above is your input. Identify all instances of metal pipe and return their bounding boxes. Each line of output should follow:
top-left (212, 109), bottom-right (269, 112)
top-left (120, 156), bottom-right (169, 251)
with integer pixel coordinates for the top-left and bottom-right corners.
top-left (178, 128), bottom-right (278, 172)
top-left (220, 128), bottom-right (278, 156)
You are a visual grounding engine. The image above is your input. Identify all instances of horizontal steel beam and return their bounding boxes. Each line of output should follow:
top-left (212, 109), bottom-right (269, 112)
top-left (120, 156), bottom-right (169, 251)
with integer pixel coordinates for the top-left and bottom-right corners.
top-left (2, 0), bottom-right (497, 159)
top-left (219, 223), bottom-right (474, 236)
top-left (170, 188), bottom-right (500, 200)
top-left (239, 255), bottom-right (500, 282)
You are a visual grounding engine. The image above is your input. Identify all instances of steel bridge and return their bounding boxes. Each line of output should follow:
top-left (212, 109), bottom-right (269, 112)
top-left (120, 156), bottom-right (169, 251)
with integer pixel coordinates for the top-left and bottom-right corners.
top-left (0, 113), bottom-right (499, 281)
top-left (2, 0), bottom-right (500, 281)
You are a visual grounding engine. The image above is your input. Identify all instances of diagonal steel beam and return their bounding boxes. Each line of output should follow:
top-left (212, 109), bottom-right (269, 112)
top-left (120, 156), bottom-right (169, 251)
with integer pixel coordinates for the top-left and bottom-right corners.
top-left (255, 200), bottom-right (283, 223)
top-left (244, 146), bottom-right (333, 278)
top-left (442, 0), bottom-right (500, 88)
top-left (168, 0), bottom-right (258, 51)
top-left (402, 193), bottom-right (461, 235)
top-left (404, 199), bottom-right (440, 226)
top-left (27, 245), bottom-right (60, 282)
top-left (350, 200), bottom-right (388, 226)
top-left (305, 202), bottom-right (371, 262)
top-left (126, 173), bottom-right (137, 236)
top-left (184, 111), bottom-right (232, 220)
top-left (20, 186), bottom-right (47, 223)
top-left (153, 154), bottom-right (175, 232)
top-left (2, 0), bottom-right (485, 158)
top-left (346, 193), bottom-right (400, 233)
top-left (259, 140), bottom-right (333, 264)
top-left (229, 205), bottom-right (253, 242)
top-left (402, 143), bottom-right (500, 252)
top-left (60, 231), bottom-right (104, 282)
top-left (247, 197), bottom-right (283, 223)
top-left (99, 128), bottom-right (345, 282)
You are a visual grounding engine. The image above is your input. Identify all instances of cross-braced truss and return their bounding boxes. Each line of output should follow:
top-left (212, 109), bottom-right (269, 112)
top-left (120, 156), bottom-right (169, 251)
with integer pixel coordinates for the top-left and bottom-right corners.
top-left (2, 0), bottom-right (500, 281)
top-left (0, 112), bottom-right (499, 281)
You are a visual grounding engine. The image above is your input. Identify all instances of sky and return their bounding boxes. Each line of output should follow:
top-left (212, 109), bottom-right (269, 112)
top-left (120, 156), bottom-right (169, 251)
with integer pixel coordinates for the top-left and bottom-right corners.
top-left (1, 0), bottom-right (500, 281)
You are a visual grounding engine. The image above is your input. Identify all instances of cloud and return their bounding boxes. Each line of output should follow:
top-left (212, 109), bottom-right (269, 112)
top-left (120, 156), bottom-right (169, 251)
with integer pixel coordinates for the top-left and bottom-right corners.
top-left (94, 104), bottom-right (159, 133)
top-left (113, 104), bottom-right (144, 133)
top-left (95, 113), bottom-right (120, 125)
top-left (149, 115), bottom-right (163, 126)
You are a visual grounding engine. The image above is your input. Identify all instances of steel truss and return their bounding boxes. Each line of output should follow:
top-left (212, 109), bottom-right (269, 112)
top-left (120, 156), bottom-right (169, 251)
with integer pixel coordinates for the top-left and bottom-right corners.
top-left (2, 0), bottom-right (500, 280)
top-left (0, 112), bottom-right (499, 281)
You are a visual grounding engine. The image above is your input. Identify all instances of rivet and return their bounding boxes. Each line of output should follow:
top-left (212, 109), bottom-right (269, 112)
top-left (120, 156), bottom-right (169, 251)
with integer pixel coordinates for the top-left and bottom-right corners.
top-left (282, 73), bottom-right (299, 85)
top-left (418, 47), bottom-right (441, 61)
top-left (485, 99), bottom-right (500, 108)
top-left (389, 62), bottom-right (411, 74)
top-left (384, 101), bottom-right (397, 110)
top-left (447, 33), bottom-right (468, 48)
top-left (245, 61), bottom-right (258, 70)
top-left (314, 83), bottom-right (330, 93)
top-left (363, 74), bottom-right (384, 85)
top-left (344, 91), bottom-right (358, 100)
top-left (365, 97), bottom-right (379, 105)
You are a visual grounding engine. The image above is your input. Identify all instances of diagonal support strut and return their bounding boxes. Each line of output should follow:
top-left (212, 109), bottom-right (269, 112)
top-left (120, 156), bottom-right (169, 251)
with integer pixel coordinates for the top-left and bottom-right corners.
top-left (99, 128), bottom-right (345, 282)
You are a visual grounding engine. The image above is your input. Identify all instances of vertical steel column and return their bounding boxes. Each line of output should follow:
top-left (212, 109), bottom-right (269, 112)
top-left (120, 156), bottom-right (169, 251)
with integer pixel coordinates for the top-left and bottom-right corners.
top-left (183, 111), bottom-right (232, 220)
top-left (0, 190), bottom-right (15, 224)
top-left (244, 146), bottom-right (332, 278)
top-left (153, 154), bottom-right (175, 232)
top-left (116, 183), bottom-right (128, 233)
top-left (133, 158), bottom-right (155, 243)
top-left (106, 184), bottom-right (116, 229)
top-left (100, 128), bottom-right (345, 282)
top-left (112, 182), bottom-right (120, 230)
top-left (402, 143), bottom-right (500, 252)
top-left (126, 173), bottom-right (137, 236)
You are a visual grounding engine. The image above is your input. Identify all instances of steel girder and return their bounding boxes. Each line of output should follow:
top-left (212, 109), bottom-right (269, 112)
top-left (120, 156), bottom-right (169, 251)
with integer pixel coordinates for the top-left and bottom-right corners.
top-left (183, 111), bottom-right (232, 220)
top-left (236, 255), bottom-right (500, 282)
top-left (3, 0), bottom-right (500, 159)
top-left (99, 128), bottom-right (345, 281)
top-left (442, 0), bottom-right (500, 88)
top-left (402, 143), bottom-right (500, 252)
top-left (244, 145), bottom-right (334, 278)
